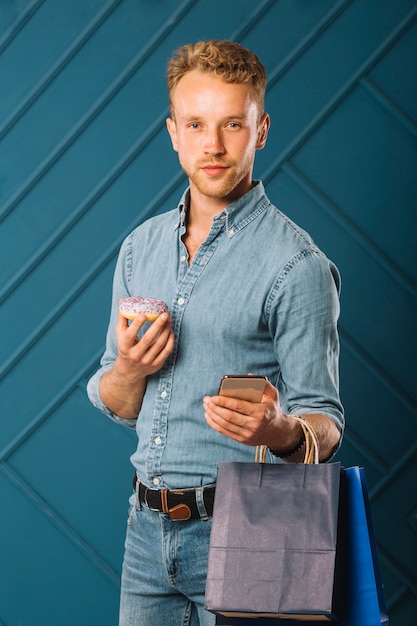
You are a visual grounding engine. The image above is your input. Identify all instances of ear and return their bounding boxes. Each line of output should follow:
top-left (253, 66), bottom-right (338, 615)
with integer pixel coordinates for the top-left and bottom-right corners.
top-left (256, 113), bottom-right (270, 150)
top-left (166, 117), bottom-right (178, 152)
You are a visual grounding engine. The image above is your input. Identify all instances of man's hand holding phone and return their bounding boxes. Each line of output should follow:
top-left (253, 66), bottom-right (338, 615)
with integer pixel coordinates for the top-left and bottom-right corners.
top-left (203, 374), bottom-right (285, 447)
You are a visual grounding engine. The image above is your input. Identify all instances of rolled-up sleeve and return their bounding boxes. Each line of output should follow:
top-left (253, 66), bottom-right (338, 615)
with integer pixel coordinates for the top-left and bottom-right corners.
top-left (86, 235), bottom-right (138, 430)
top-left (86, 368), bottom-right (137, 429)
top-left (267, 249), bottom-right (344, 454)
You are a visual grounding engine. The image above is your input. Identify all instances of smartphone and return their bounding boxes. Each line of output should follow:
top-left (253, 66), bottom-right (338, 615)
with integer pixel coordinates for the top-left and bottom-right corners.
top-left (218, 375), bottom-right (267, 402)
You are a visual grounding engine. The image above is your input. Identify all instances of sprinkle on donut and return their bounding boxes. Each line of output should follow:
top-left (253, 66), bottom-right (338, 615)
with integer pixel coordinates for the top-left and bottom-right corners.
top-left (119, 296), bottom-right (168, 322)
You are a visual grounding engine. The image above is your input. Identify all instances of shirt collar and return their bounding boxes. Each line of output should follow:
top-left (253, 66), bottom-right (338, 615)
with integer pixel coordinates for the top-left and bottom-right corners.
top-left (175, 181), bottom-right (267, 233)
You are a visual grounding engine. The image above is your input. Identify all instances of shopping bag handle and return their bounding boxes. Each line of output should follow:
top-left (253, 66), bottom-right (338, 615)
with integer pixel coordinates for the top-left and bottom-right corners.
top-left (256, 415), bottom-right (319, 464)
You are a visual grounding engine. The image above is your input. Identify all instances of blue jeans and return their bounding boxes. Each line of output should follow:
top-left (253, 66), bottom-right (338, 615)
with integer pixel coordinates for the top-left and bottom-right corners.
top-left (119, 494), bottom-right (216, 626)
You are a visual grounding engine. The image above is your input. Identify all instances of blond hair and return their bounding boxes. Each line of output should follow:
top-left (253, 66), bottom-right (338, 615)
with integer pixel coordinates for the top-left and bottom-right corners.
top-left (167, 40), bottom-right (267, 118)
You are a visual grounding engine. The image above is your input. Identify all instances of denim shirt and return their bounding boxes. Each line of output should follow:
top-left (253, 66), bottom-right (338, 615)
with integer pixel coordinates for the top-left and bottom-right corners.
top-left (87, 182), bottom-right (344, 489)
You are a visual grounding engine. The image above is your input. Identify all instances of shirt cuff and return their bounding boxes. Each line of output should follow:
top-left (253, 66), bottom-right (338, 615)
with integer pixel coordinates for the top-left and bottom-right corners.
top-left (86, 369), bottom-right (138, 430)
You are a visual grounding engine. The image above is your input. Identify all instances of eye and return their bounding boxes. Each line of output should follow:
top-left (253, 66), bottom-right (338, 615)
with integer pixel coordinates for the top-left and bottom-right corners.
top-left (227, 122), bottom-right (241, 129)
top-left (188, 122), bottom-right (201, 129)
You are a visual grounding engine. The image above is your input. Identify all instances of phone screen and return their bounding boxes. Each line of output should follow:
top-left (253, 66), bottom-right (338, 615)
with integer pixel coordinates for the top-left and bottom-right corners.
top-left (218, 375), bottom-right (267, 402)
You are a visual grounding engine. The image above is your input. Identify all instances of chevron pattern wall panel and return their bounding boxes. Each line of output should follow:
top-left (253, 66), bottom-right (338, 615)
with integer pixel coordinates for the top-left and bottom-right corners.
top-left (1, 1), bottom-right (416, 624)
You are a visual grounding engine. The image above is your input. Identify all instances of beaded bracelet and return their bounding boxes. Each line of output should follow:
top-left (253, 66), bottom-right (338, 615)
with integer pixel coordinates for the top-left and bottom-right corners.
top-left (269, 439), bottom-right (305, 458)
top-left (264, 415), bottom-right (319, 463)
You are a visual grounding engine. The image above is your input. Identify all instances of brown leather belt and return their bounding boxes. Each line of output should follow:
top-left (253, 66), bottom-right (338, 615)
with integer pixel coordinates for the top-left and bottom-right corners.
top-left (133, 475), bottom-right (215, 522)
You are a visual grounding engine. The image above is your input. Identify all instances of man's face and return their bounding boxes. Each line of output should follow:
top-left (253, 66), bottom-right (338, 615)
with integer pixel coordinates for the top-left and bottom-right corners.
top-left (166, 70), bottom-right (269, 207)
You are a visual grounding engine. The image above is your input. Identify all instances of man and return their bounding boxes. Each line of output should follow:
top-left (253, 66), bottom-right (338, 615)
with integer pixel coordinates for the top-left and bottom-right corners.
top-left (87, 40), bottom-right (344, 626)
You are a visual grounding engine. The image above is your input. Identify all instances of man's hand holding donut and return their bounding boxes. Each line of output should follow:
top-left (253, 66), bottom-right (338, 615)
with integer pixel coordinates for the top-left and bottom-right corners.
top-left (100, 311), bottom-right (174, 419)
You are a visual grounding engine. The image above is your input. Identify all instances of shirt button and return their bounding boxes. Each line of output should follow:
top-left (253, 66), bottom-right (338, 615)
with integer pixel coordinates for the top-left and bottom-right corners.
top-left (152, 477), bottom-right (160, 486)
top-left (160, 390), bottom-right (167, 398)
top-left (178, 297), bottom-right (185, 305)
top-left (180, 255), bottom-right (186, 262)
top-left (155, 436), bottom-right (162, 445)
top-left (228, 228), bottom-right (234, 236)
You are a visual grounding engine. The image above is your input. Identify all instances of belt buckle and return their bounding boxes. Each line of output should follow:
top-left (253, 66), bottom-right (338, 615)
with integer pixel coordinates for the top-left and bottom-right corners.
top-left (143, 487), bottom-right (161, 512)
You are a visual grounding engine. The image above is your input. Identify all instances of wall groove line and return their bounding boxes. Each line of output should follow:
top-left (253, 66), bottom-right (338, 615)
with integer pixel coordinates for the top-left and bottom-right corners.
top-left (0, 170), bottom-right (186, 382)
top-left (267, 0), bottom-right (353, 89)
top-left (340, 329), bottom-right (417, 416)
top-left (0, 350), bottom-right (106, 463)
top-left (342, 430), bottom-right (389, 474)
top-left (369, 440), bottom-right (417, 501)
top-left (263, 4), bottom-right (417, 188)
top-left (0, 0), bottom-right (198, 225)
top-left (227, 0), bottom-right (280, 41)
top-left (281, 161), bottom-right (417, 298)
top-left (0, 0), bottom-right (45, 55)
top-left (0, 0), bottom-right (124, 140)
top-left (379, 545), bottom-right (417, 596)
top-left (360, 75), bottom-right (417, 137)
top-left (0, 463), bottom-right (120, 586)
top-left (0, 257), bottom-right (113, 383)
top-left (384, 584), bottom-right (410, 615)
top-left (0, 109), bottom-right (170, 305)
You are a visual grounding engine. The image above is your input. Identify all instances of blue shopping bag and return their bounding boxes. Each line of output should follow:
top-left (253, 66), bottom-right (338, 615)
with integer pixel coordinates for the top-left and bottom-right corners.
top-left (337, 466), bottom-right (389, 626)
top-left (214, 466), bottom-right (388, 626)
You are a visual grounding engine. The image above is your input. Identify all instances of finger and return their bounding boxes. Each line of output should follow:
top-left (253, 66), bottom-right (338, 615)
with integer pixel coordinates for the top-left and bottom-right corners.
top-left (128, 311), bottom-right (148, 332)
top-left (136, 317), bottom-right (173, 360)
top-left (210, 394), bottom-right (264, 416)
top-left (119, 312), bottom-right (171, 354)
top-left (261, 379), bottom-right (279, 402)
top-left (139, 327), bottom-right (175, 367)
top-left (116, 310), bottom-right (129, 332)
top-left (139, 312), bottom-right (171, 346)
top-left (205, 403), bottom-right (243, 434)
top-left (116, 310), bottom-right (147, 339)
top-left (204, 403), bottom-right (255, 443)
top-left (204, 396), bottom-right (251, 428)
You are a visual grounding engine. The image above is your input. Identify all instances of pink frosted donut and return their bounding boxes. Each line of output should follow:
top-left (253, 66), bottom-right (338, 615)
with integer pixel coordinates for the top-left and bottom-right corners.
top-left (119, 296), bottom-right (168, 322)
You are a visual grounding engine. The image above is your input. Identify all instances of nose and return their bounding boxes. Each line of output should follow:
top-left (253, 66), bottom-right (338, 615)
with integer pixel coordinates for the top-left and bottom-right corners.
top-left (203, 127), bottom-right (225, 155)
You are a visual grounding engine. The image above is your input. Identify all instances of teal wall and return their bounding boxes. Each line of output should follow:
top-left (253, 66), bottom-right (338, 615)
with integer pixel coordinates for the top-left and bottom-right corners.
top-left (1, 1), bottom-right (416, 624)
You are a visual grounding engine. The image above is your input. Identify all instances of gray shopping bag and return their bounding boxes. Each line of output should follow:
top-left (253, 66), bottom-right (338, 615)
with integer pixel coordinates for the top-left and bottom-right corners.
top-left (205, 460), bottom-right (342, 621)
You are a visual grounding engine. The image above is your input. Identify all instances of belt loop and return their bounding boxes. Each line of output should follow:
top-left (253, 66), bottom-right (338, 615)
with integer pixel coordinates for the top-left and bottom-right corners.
top-left (135, 474), bottom-right (141, 510)
top-left (161, 490), bottom-right (169, 514)
top-left (195, 487), bottom-right (209, 521)
top-left (128, 475), bottom-right (141, 526)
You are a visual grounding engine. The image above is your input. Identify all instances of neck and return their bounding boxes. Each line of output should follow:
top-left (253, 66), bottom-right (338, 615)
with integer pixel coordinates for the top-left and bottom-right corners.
top-left (187, 179), bottom-right (253, 224)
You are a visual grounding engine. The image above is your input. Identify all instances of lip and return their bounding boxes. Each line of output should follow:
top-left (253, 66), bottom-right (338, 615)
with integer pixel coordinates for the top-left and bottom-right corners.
top-left (201, 165), bottom-right (228, 177)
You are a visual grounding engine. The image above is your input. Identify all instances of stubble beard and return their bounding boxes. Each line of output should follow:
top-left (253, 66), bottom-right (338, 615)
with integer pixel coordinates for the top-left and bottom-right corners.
top-left (182, 159), bottom-right (250, 201)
